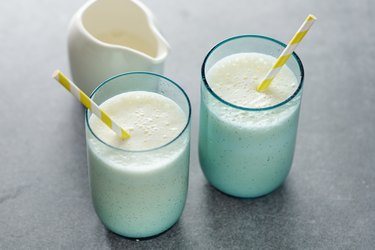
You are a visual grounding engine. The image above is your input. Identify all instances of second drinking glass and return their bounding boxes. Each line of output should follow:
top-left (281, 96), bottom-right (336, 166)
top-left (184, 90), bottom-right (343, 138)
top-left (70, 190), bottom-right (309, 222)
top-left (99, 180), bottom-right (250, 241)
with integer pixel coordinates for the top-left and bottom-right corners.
top-left (85, 72), bottom-right (191, 238)
top-left (199, 35), bottom-right (304, 198)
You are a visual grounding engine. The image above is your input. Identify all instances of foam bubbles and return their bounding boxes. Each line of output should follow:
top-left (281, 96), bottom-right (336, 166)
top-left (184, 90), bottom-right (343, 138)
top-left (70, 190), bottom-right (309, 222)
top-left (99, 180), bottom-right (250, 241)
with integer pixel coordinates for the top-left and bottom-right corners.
top-left (207, 52), bottom-right (298, 109)
top-left (89, 91), bottom-right (186, 151)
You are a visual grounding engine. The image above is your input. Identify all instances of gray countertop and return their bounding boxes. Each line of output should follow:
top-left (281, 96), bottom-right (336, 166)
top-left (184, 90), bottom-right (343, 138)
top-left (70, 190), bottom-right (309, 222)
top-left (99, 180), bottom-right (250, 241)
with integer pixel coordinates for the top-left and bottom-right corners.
top-left (1, 0), bottom-right (374, 249)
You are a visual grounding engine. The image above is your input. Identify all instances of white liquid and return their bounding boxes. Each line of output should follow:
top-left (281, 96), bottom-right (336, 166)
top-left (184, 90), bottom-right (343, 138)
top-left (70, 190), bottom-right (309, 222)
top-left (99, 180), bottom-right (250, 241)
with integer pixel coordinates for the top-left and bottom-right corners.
top-left (89, 91), bottom-right (186, 151)
top-left (96, 31), bottom-right (158, 57)
top-left (207, 52), bottom-right (298, 108)
top-left (87, 91), bottom-right (190, 237)
top-left (199, 52), bottom-right (301, 198)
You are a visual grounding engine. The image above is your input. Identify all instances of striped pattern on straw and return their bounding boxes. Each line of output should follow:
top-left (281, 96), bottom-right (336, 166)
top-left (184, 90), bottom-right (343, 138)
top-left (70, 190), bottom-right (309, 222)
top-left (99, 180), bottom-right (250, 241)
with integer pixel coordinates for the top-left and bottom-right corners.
top-left (52, 70), bottom-right (130, 140)
top-left (256, 14), bottom-right (316, 92)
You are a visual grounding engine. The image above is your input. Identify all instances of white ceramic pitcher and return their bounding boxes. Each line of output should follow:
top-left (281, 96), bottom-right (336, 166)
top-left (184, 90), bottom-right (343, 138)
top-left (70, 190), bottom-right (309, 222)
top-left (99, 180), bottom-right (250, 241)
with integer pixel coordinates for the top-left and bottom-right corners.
top-left (67, 0), bottom-right (169, 95)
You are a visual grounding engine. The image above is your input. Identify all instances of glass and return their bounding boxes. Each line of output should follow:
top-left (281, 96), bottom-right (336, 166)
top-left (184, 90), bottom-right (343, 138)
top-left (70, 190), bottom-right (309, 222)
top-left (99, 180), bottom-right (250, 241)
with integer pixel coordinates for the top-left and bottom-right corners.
top-left (199, 35), bottom-right (304, 198)
top-left (85, 72), bottom-right (191, 238)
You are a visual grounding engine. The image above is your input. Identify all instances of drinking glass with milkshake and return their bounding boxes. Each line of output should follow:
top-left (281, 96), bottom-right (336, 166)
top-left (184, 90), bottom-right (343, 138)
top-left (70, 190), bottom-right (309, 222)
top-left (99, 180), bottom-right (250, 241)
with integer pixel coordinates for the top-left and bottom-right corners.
top-left (85, 72), bottom-right (191, 238)
top-left (54, 71), bottom-right (191, 238)
top-left (199, 16), bottom-right (315, 198)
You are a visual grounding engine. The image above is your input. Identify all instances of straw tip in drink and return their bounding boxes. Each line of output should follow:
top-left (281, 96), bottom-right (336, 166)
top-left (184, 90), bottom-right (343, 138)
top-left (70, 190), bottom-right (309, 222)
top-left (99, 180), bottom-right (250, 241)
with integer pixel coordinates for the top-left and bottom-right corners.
top-left (256, 87), bottom-right (264, 92)
top-left (256, 84), bottom-right (266, 92)
top-left (121, 130), bottom-right (131, 140)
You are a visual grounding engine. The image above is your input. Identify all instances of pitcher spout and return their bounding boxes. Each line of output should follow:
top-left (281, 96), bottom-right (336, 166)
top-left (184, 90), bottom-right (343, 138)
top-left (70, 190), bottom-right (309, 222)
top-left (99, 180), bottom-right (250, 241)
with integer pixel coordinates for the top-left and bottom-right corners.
top-left (133, 0), bottom-right (170, 63)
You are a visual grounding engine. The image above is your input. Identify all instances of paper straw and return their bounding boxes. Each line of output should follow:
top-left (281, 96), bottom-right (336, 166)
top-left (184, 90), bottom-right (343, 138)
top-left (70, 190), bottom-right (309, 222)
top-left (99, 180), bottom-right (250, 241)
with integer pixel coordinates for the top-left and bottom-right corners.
top-left (52, 70), bottom-right (130, 140)
top-left (256, 14), bottom-right (317, 92)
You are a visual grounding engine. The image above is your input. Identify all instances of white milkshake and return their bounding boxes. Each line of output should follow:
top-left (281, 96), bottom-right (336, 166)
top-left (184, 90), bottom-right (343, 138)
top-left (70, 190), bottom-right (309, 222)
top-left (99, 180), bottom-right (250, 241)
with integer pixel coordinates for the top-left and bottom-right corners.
top-left (87, 90), bottom-right (190, 238)
top-left (199, 51), bottom-right (302, 198)
top-left (207, 52), bottom-right (298, 108)
top-left (89, 91), bottom-right (186, 151)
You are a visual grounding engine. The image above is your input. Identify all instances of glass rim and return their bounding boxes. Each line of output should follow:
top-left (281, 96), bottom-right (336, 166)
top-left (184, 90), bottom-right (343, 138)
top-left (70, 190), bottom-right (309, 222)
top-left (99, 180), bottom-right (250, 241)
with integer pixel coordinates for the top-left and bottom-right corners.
top-left (85, 71), bottom-right (192, 153)
top-left (201, 34), bottom-right (305, 111)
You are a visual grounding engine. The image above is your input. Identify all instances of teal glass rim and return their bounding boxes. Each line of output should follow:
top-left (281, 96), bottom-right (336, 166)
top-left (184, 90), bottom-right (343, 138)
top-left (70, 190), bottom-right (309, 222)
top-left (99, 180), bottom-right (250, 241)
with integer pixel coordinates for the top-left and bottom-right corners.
top-left (201, 34), bottom-right (305, 111)
top-left (85, 71), bottom-right (192, 153)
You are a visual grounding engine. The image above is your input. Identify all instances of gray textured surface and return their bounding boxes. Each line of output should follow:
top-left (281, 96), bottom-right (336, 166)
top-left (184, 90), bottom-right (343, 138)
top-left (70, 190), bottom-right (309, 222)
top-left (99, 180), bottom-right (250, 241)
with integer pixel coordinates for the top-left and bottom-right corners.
top-left (1, 0), bottom-right (375, 249)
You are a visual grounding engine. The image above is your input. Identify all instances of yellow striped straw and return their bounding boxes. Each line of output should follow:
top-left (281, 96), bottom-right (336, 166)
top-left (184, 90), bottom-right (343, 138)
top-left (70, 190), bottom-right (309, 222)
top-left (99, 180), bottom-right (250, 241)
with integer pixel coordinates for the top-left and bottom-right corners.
top-left (52, 70), bottom-right (130, 140)
top-left (256, 14), bottom-right (317, 92)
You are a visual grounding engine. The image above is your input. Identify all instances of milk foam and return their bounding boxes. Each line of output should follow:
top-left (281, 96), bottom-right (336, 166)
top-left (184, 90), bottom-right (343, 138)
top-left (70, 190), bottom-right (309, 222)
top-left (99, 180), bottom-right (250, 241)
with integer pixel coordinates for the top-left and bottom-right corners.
top-left (89, 91), bottom-right (186, 151)
top-left (199, 52), bottom-right (302, 197)
top-left (207, 53), bottom-right (298, 108)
